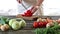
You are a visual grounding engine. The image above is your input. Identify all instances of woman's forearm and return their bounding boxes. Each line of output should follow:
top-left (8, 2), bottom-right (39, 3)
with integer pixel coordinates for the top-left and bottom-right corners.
top-left (36, 0), bottom-right (44, 6)
top-left (31, 6), bottom-right (38, 14)
top-left (31, 0), bottom-right (44, 14)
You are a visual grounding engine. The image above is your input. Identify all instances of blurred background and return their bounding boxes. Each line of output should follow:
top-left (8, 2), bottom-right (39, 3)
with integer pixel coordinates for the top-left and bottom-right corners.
top-left (0, 0), bottom-right (60, 16)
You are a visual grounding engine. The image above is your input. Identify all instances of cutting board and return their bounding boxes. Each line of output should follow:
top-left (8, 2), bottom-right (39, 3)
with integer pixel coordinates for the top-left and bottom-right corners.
top-left (16, 14), bottom-right (39, 20)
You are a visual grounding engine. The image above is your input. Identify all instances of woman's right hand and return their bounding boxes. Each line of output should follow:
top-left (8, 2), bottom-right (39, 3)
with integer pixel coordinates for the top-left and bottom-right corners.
top-left (17, 0), bottom-right (22, 3)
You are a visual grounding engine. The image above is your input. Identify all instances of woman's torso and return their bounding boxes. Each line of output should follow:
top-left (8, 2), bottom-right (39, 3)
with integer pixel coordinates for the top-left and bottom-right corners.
top-left (18, 0), bottom-right (43, 16)
top-left (18, 0), bottom-right (37, 14)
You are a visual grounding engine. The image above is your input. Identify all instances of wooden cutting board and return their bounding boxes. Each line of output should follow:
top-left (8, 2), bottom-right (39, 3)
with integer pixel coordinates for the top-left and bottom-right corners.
top-left (16, 14), bottom-right (39, 20)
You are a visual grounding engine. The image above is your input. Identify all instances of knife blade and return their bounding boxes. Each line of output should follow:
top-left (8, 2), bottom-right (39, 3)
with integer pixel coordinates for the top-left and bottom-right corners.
top-left (21, 3), bottom-right (27, 10)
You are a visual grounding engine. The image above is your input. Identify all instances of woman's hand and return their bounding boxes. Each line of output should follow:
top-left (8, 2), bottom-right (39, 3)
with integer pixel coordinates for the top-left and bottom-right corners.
top-left (17, 0), bottom-right (22, 3)
top-left (31, 0), bottom-right (44, 14)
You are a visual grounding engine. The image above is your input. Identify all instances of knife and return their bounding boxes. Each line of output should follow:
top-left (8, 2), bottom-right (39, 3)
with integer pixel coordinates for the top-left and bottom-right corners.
top-left (21, 3), bottom-right (27, 10)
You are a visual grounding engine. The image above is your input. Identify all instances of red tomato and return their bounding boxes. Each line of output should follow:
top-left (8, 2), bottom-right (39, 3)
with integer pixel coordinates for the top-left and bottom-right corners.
top-left (25, 13), bottom-right (29, 16)
top-left (42, 19), bottom-right (48, 27)
top-left (33, 21), bottom-right (38, 28)
top-left (25, 13), bottom-right (32, 17)
top-left (27, 10), bottom-right (32, 14)
top-left (26, 10), bottom-right (32, 16)
top-left (38, 22), bottom-right (43, 28)
top-left (38, 21), bottom-right (48, 27)
top-left (43, 22), bottom-right (47, 27)
top-left (22, 10), bottom-right (32, 17)
top-left (22, 13), bottom-right (32, 17)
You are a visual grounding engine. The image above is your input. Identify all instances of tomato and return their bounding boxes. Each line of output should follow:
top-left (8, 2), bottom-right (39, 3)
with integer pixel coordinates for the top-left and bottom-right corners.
top-left (38, 21), bottom-right (47, 27)
top-left (33, 21), bottom-right (38, 28)
top-left (22, 10), bottom-right (32, 17)
top-left (26, 10), bottom-right (32, 17)
top-left (33, 19), bottom-right (48, 28)
top-left (42, 21), bottom-right (48, 27)
top-left (27, 10), bottom-right (32, 14)
top-left (38, 23), bottom-right (43, 28)
top-left (25, 13), bottom-right (32, 17)
top-left (43, 22), bottom-right (47, 27)
top-left (38, 21), bottom-right (43, 27)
